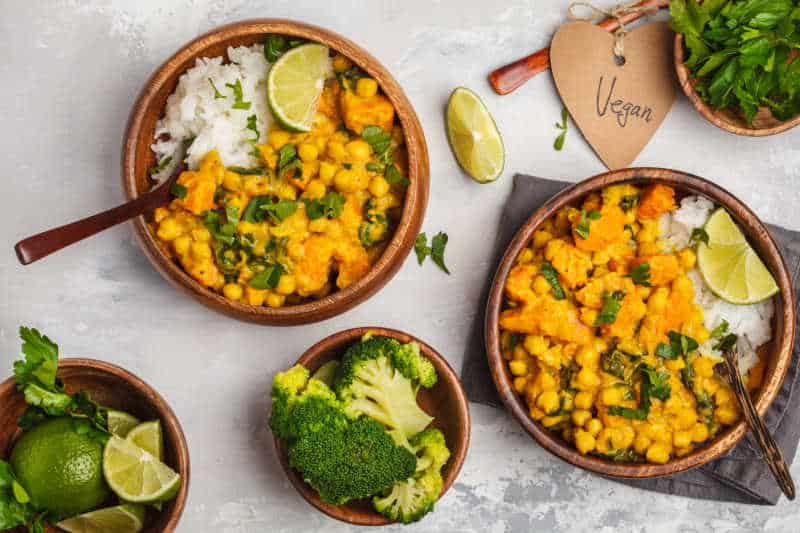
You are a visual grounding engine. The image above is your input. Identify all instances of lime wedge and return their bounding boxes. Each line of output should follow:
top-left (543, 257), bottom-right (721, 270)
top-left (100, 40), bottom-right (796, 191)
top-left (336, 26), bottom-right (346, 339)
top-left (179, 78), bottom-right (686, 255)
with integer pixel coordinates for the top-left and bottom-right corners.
top-left (107, 410), bottom-right (141, 438)
top-left (103, 436), bottom-right (181, 504)
top-left (697, 208), bottom-right (778, 304)
top-left (126, 420), bottom-right (163, 460)
top-left (267, 43), bottom-right (331, 132)
top-left (56, 504), bottom-right (145, 533)
top-left (446, 87), bottom-right (505, 183)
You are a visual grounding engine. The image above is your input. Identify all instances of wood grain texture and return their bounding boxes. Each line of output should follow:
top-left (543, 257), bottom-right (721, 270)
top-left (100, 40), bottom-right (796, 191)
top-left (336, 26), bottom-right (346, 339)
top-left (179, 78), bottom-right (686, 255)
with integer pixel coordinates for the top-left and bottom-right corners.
top-left (485, 167), bottom-right (796, 478)
top-left (122, 20), bottom-right (430, 325)
top-left (273, 327), bottom-right (470, 526)
top-left (723, 348), bottom-right (795, 500)
top-left (487, 0), bottom-right (669, 95)
top-left (0, 359), bottom-right (190, 532)
top-left (675, 35), bottom-right (800, 136)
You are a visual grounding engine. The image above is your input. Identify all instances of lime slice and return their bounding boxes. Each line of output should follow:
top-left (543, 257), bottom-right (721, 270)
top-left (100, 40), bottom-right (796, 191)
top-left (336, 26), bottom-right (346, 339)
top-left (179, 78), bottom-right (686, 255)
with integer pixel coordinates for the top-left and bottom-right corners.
top-left (267, 43), bottom-right (331, 132)
top-left (103, 436), bottom-right (181, 504)
top-left (56, 504), bottom-right (145, 533)
top-left (446, 87), bottom-right (505, 183)
top-left (126, 421), bottom-right (163, 460)
top-left (107, 410), bottom-right (141, 438)
top-left (697, 208), bottom-right (778, 304)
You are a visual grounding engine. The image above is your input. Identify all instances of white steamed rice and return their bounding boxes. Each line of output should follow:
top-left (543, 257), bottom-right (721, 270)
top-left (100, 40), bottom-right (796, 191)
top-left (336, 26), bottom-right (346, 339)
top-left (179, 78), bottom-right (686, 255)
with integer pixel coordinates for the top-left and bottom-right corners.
top-left (661, 195), bottom-right (774, 377)
top-left (151, 45), bottom-right (272, 170)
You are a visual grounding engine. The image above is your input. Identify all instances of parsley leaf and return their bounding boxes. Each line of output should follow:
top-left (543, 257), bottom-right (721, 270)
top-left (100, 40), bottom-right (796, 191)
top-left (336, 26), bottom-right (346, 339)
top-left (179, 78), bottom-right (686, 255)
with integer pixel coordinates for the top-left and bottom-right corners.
top-left (607, 405), bottom-right (648, 420)
top-left (276, 144), bottom-right (303, 179)
top-left (249, 264), bottom-right (284, 290)
top-left (539, 262), bottom-right (565, 299)
top-left (14, 327), bottom-right (59, 390)
top-left (384, 163), bottom-right (409, 185)
top-left (575, 209), bottom-right (601, 239)
top-left (203, 210), bottom-right (236, 245)
top-left (225, 79), bottom-right (251, 110)
top-left (361, 125), bottom-right (392, 157)
top-left (689, 227), bottom-right (710, 246)
top-left (208, 77), bottom-right (225, 99)
top-left (431, 232), bottom-right (450, 274)
top-left (629, 262), bottom-right (651, 286)
top-left (595, 290), bottom-right (625, 326)
top-left (304, 192), bottom-right (345, 220)
top-left (657, 330), bottom-right (700, 358)
top-left (415, 233), bottom-right (430, 265)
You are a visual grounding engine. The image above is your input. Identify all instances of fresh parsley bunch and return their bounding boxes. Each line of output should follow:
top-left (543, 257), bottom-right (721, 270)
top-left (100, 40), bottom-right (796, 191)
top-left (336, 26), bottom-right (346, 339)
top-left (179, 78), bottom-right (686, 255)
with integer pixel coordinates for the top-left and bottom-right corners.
top-left (670, 0), bottom-right (800, 123)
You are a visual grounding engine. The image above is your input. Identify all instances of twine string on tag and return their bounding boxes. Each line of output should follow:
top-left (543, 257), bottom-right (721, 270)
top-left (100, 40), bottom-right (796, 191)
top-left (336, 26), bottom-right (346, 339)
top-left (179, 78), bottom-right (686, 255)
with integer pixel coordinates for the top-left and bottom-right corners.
top-left (567, 1), bottom-right (659, 65)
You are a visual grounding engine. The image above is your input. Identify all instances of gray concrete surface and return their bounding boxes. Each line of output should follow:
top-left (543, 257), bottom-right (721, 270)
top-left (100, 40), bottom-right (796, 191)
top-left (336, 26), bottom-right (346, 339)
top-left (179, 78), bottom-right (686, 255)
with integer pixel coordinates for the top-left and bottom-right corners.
top-left (1, 1), bottom-right (799, 531)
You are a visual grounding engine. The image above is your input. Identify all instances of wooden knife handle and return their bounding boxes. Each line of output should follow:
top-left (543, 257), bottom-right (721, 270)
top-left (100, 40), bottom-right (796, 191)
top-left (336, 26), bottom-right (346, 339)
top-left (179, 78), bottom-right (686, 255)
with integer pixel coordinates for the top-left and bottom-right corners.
top-left (488, 0), bottom-right (671, 95)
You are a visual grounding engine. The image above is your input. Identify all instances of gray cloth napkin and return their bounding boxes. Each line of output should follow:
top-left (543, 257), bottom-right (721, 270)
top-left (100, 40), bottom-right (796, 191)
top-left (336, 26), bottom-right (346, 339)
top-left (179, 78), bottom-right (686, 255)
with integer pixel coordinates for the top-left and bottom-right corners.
top-left (462, 174), bottom-right (800, 505)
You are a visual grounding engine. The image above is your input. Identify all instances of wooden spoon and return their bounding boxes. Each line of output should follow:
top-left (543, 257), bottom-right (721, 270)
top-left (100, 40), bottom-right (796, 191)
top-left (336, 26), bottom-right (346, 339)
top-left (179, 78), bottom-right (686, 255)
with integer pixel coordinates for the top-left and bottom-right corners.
top-left (15, 161), bottom-right (186, 265)
top-left (722, 347), bottom-right (796, 500)
top-left (487, 0), bottom-right (670, 95)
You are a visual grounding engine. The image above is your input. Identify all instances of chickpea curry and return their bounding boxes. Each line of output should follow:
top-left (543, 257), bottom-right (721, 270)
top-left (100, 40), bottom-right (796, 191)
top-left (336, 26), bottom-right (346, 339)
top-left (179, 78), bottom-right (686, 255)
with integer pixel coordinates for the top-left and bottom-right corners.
top-left (499, 183), bottom-right (752, 465)
top-left (151, 52), bottom-right (408, 308)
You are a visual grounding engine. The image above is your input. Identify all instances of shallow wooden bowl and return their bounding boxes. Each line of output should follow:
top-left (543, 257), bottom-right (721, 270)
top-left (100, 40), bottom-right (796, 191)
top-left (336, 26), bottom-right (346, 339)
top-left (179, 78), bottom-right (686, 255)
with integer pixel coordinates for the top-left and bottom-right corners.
top-left (485, 167), bottom-right (796, 478)
top-left (273, 327), bottom-right (470, 525)
top-left (122, 20), bottom-right (429, 325)
top-left (0, 359), bottom-right (190, 532)
top-left (675, 34), bottom-right (800, 136)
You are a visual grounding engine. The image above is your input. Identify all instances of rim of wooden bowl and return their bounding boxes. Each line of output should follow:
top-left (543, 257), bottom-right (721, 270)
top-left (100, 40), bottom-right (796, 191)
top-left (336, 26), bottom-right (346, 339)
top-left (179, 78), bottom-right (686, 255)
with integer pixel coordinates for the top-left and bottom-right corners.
top-left (122, 19), bottom-right (430, 325)
top-left (0, 358), bottom-right (190, 532)
top-left (674, 34), bottom-right (800, 136)
top-left (272, 326), bottom-right (471, 525)
top-left (485, 167), bottom-right (796, 478)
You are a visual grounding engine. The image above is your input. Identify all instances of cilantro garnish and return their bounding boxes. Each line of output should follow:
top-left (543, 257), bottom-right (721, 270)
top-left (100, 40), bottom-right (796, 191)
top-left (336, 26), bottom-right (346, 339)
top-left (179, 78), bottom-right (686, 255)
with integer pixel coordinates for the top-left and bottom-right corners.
top-left (710, 320), bottom-right (730, 338)
top-left (304, 192), bottom-right (345, 220)
top-left (246, 115), bottom-right (260, 144)
top-left (208, 77), bottom-right (225, 99)
top-left (553, 107), bottom-right (568, 151)
top-left (689, 227), bottom-right (710, 246)
top-left (656, 330), bottom-right (700, 359)
top-left (619, 194), bottom-right (639, 212)
top-left (414, 232), bottom-right (450, 274)
top-left (539, 262), bottom-right (565, 299)
top-left (276, 144), bottom-right (303, 179)
top-left (225, 79), bottom-right (251, 110)
top-left (148, 155), bottom-right (173, 176)
top-left (595, 290), bottom-right (625, 326)
top-left (249, 263), bottom-right (285, 290)
top-left (575, 210), bottom-right (601, 239)
top-left (170, 183), bottom-right (187, 199)
top-left (713, 333), bottom-right (739, 352)
top-left (628, 262), bottom-right (651, 286)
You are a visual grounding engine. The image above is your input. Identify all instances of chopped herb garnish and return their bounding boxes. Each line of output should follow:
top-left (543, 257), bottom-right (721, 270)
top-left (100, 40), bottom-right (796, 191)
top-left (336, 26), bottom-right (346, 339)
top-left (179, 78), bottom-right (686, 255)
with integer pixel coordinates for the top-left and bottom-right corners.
top-left (657, 330), bottom-right (699, 359)
top-left (414, 232), bottom-right (450, 274)
top-left (225, 203), bottom-right (240, 226)
top-left (414, 233), bottom-right (429, 265)
top-left (713, 333), bottom-right (738, 352)
top-left (228, 166), bottom-right (267, 175)
top-left (384, 163), bottom-right (409, 185)
top-left (361, 125), bottom-right (392, 157)
top-left (619, 194), bottom-right (639, 212)
top-left (225, 79), bottom-right (251, 110)
top-left (595, 290), bottom-right (625, 326)
top-left (607, 405), bottom-right (648, 420)
top-left (539, 262), bottom-right (565, 299)
top-left (202, 210), bottom-right (236, 245)
top-left (304, 192), bottom-right (345, 220)
top-left (208, 77), bottom-right (225, 99)
top-left (575, 209), bottom-right (601, 239)
top-left (276, 144), bottom-right (303, 179)
top-left (262, 200), bottom-right (298, 224)
top-left (249, 263), bottom-right (284, 290)
top-left (710, 320), bottom-right (730, 339)
top-left (689, 227), bottom-right (710, 246)
top-left (264, 34), bottom-right (288, 62)
top-left (628, 262), bottom-right (651, 286)
top-left (246, 114), bottom-right (259, 143)
top-left (553, 107), bottom-right (568, 151)
top-left (148, 155), bottom-right (173, 176)
top-left (602, 350), bottom-right (627, 379)
top-left (170, 182), bottom-right (187, 199)
top-left (365, 162), bottom-right (383, 173)
top-left (358, 213), bottom-right (388, 247)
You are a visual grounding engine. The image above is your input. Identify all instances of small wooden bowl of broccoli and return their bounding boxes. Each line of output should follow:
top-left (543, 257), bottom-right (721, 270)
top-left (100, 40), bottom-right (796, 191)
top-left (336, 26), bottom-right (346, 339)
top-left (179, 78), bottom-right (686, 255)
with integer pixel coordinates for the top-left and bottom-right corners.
top-left (268, 327), bottom-right (470, 525)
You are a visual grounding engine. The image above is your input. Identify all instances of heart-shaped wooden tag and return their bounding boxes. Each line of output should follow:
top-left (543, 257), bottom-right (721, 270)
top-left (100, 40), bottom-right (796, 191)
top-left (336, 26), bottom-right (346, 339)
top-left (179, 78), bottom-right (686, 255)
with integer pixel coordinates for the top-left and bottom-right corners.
top-left (550, 21), bottom-right (676, 169)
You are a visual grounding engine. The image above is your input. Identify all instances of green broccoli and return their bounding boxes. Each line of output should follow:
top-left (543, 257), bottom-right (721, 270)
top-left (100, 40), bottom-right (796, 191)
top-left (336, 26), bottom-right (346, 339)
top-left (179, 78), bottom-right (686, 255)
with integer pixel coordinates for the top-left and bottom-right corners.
top-left (334, 336), bottom-right (433, 442)
top-left (373, 428), bottom-right (451, 523)
top-left (269, 365), bottom-right (341, 439)
top-left (287, 417), bottom-right (416, 505)
top-left (392, 341), bottom-right (438, 389)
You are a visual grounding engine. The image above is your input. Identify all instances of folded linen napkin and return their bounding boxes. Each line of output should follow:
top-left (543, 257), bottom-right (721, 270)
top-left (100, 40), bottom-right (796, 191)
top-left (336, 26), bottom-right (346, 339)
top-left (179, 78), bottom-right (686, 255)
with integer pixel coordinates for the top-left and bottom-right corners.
top-left (461, 174), bottom-right (800, 505)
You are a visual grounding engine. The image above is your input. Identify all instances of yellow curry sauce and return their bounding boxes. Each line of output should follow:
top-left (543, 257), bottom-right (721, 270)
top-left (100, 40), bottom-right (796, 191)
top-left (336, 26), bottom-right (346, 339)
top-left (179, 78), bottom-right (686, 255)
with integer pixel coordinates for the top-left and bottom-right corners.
top-left (499, 183), bottom-right (760, 464)
top-left (150, 55), bottom-right (407, 308)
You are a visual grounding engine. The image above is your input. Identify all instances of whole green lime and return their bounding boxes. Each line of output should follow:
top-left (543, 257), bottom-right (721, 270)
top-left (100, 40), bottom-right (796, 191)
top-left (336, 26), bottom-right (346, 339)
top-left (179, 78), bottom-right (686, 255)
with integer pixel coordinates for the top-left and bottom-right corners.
top-left (10, 417), bottom-right (110, 518)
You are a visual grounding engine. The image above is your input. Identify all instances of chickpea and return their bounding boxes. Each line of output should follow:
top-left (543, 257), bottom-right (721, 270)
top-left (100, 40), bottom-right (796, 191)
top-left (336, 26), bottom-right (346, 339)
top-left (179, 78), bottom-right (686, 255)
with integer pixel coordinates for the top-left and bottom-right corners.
top-left (691, 422), bottom-right (709, 442)
top-left (532, 230), bottom-right (553, 249)
top-left (524, 335), bottom-right (549, 357)
top-left (513, 376), bottom-right (528, 394)
top-left (512, 345), bottom-right (528, 361)
top-left (173, 235), bottom-right (191, 256)
top-left (223, 283), bottom-right (243, 301)
top-left (574, 391), bottom-right (594, 410)
top-left (355, 77), bottom-right (379, 98)
top-left (153, 207), bottom-right (169, 224)
top-left (318, 161), bottom-right (337, 185)
top-left (539, 372), bottom-right (557, 391)
top-left (715, 405), bottom-right (739, 425)
top-left (541, 415), bottom-right (566, 428)
top-left (571, 409), bottom-right (591, 427)
top-left (332, 54), bottom-right (352, 72)
top-left (509, 360), bottom-right (528, 376)
top-left (678, 248), bottom-right (696, 269)
top-left (529, 407), bottom-right (546, 421)
top-left (648, 288), bottom-right (669, 313)
top-left (298, 143), bottom-right (319, 162)
top-left (266, 293), bottom-right (286, 308)
top-left (634, 434), bottom-right (651, 454)
top-left (672, 275), bottom-right (693, 295)
top-left (192, 227), bottom-right (211, 242)
top-left (327, 141), bottom-right (346, 161)
top-left (191, 242), bottom-right (212, 261)
top-left (600, 387), bottom-right (623, 406)
top-left (276, 275), bottom-right (296, 296)
top-left (245, 287), bottom-right (267, 306)
top-left (646, 442), bottom-right (670, 464)
top-left (576, 367), bottom-right (601, 390)
top-left (532, 275), bottom-right (551, 295)
top-left (268, 130), bottom-right (291, 150)
top-left (223, 172), bottom-right (241, 191)
top-left (304, 179), bottom-right (327, 200)
top-left (157, 218), bottom-right (181, 241)
top-left (536, 390), bottom-right (560, 414)
top-left (585, 418), bottom-right (603, 437)
top-left (346, 140), bottom-right (371, 160)
top-left (368, 176), bottom-right (390, 197)
top-left (574, 430), bottom-right (596, 454)
top-left (694, 357), bottom-right (715, 378)
top-left (673, 430), bottom-right (692, 448)
top-left (575, 345), bottom-right (599, 367)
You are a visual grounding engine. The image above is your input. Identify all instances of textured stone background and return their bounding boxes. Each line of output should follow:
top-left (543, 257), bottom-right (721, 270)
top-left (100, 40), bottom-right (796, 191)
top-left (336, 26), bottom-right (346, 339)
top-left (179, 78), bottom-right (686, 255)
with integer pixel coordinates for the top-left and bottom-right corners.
top-left (1, 1), bottom-right (799, 531)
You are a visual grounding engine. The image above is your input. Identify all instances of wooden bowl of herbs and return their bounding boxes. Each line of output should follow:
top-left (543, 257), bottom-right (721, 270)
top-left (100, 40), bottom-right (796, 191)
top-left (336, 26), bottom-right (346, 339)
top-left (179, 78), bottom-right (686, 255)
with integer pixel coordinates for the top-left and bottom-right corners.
top-left (122, 19), bottom-right (429, 325)
top-left (672, 0), bottom-right (800, 136)
top-left (0, 344), bottom-right (190, 533)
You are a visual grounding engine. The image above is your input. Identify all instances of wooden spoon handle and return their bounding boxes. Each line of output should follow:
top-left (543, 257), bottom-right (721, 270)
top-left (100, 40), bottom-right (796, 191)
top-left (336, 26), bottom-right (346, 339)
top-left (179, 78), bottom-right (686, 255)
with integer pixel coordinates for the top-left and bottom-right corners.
top-left (724, 350), bottom-right (796, 500)
top-left (15, 192), bottom-right (164, 265)
top-left (488, 0), bottom-right (671, 95)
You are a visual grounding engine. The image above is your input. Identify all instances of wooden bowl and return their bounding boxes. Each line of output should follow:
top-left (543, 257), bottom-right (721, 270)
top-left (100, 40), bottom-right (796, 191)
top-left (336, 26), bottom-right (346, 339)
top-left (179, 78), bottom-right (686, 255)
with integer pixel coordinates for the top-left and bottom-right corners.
top-left (0, 359), bottom-right (190, 532)
top-left (122, 20), bottom-right (429, 325)
top-left (675, 34), bottom-right (800, 136)
top-left (273, 327), bottom-right (470, 525)
top-left (485, 167), bottom-right (796, 478)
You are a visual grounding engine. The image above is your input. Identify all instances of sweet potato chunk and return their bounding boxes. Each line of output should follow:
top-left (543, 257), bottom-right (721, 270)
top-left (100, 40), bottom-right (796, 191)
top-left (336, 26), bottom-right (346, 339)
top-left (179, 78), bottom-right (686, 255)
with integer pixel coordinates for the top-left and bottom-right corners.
top-left (637, 184), bottom-right (676, 219)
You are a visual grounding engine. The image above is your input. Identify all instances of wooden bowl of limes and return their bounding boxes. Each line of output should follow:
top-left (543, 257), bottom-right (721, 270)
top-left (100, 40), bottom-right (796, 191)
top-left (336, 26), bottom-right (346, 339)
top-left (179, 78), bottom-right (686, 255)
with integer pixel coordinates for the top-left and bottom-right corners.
top-left (0, 359), bottom-right (190, 533)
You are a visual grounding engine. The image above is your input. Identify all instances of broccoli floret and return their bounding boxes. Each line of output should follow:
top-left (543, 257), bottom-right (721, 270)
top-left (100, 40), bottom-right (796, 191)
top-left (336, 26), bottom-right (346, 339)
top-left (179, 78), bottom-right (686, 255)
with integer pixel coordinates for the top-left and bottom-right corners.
top-left (334, 337), bottom-right (433, 442)
top-left (287, 417), bottom-right (417, 505)
top-left (392, 342), bottom-right (438, 389)
top-left (269, 364), bottom-right (340, 439)
top-left (372, 428), bottom-right (450, 523)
